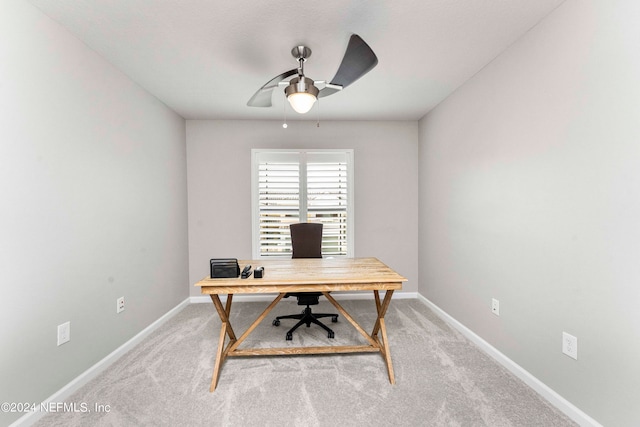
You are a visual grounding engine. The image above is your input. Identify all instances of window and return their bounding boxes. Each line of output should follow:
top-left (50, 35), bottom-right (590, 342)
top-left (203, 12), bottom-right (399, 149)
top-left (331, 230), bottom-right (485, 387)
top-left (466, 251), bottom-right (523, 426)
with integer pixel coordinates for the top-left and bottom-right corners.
top-left (251, 149), bottom-right (354, 258)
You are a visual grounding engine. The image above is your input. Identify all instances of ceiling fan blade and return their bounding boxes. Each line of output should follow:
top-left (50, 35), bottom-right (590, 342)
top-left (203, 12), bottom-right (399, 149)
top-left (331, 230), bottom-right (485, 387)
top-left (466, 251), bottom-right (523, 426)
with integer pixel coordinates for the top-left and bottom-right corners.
top-left (247, 68), bottom-right (297, 107)
top-left (317, 86), bottom-right (342, 98)
top-left (318, 34), bottom-right (378, 99)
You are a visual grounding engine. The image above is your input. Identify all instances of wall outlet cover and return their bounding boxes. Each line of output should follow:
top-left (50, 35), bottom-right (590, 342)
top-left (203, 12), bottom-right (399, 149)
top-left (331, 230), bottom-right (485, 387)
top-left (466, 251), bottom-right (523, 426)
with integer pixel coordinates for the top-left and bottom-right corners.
top-left (57, 321), bottom-right (70, 346)
top-left (562, 332), bottom-right (578, 360)
top-left (117, 297), bottom-right (125, 314)
top-left (491, 298), bottom-right (500, 316)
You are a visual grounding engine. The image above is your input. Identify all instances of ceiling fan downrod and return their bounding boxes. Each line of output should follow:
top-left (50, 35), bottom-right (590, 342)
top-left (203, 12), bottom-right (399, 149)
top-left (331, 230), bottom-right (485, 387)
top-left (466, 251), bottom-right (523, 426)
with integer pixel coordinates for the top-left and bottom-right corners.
top-left (291, 45), bottom-right (311, 77)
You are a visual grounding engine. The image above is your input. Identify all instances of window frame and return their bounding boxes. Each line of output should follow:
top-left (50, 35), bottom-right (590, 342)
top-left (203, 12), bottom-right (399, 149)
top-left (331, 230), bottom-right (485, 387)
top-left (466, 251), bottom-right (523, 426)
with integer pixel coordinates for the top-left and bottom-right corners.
top-left (251, 148), bottom-right (354, 259)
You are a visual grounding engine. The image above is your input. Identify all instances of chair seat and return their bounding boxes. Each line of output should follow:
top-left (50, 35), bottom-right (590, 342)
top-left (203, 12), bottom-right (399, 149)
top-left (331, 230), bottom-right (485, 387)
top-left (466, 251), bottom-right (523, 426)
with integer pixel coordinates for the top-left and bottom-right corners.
top-left (284, 292), bottom-right (321, 306)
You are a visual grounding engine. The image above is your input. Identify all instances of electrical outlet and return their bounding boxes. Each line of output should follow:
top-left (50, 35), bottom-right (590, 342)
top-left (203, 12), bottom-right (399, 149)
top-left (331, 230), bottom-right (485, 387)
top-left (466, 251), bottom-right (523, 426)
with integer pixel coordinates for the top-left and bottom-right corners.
top-left (562, 332), bottom-right (578, 360)
top-left (117, 297), bottom-right (125, 314)
top-left (491, 298), bottom-right (500, 316)
top-left (57, 321), bottom-right (70, 346)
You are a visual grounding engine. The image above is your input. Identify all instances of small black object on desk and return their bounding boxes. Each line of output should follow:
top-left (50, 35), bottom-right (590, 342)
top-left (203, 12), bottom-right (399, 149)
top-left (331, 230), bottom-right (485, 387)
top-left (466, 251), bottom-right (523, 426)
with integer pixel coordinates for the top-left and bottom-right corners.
top-left (210, 258), bottom-right (240, 278)
top-left (241, 265), bottom-right (252, 279)
top-left (254, 267), bottom-right (264, 278)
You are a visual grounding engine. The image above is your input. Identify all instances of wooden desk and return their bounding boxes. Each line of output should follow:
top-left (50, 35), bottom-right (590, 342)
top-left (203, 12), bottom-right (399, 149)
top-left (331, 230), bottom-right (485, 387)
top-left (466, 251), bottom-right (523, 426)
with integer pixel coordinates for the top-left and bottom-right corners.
top-left (195, 257), bottom-right (406, 391)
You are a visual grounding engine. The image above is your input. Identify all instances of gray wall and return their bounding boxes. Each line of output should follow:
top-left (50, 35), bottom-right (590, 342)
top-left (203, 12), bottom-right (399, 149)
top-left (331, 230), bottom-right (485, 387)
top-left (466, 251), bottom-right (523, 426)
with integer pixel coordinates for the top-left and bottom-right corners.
top-left (0, 2), bottom-right (189, 425)
top-left (187, 120), bottom-right (419, 296)
top-left (418, 0), bottom-right (639, 425)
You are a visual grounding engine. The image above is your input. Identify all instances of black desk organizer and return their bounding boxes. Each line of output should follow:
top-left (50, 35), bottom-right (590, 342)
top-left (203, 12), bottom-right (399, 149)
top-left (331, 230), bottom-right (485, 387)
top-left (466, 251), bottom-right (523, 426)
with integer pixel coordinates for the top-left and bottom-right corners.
top-left (210, 258), bottom-right (240, 278)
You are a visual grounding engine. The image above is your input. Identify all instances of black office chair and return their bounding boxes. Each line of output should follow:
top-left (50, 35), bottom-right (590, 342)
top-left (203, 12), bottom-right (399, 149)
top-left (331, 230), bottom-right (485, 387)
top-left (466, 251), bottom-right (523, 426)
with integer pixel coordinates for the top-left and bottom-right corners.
top-left (272, 222), bottom-right (338, 340)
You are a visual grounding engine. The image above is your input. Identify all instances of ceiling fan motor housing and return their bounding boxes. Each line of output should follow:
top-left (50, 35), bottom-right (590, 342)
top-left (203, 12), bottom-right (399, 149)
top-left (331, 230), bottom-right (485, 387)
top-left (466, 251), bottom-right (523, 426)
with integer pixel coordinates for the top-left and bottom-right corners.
top-left (285, 77), bottom-right (319, 98)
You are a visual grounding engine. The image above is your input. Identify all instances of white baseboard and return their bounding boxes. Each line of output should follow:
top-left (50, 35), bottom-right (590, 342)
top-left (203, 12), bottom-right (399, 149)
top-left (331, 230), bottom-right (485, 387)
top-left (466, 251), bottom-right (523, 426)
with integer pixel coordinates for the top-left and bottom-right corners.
top-left (10, 298), bottom-right (191, 427)
top-left (190, 291), bottom-right (418, 304)
top-left (416, 294), bottom-right (602, 427)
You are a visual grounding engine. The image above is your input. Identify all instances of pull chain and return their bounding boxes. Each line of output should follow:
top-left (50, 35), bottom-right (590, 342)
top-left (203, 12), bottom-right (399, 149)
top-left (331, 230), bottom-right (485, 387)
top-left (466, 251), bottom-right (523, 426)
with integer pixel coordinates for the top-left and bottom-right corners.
top-left (282, 91), bottom-right (288, 129)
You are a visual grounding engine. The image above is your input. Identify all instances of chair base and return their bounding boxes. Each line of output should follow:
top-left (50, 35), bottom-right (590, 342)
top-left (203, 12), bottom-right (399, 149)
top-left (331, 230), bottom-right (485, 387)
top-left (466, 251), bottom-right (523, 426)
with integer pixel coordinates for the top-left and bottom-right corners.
top-left (273, 306), bottom-right (338, 340)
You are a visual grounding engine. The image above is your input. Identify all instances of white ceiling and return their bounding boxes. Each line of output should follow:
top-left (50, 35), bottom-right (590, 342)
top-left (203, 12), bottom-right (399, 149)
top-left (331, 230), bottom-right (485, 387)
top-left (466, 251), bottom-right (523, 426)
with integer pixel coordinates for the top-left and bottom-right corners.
top-left (28, 0), bottom-right (565, 121)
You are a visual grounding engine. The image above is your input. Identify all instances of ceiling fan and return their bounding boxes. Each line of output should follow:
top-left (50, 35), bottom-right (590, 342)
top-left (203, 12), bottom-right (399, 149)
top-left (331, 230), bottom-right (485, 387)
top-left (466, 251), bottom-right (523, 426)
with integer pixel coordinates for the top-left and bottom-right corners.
top-left (247, 34), bottom-right (378, 114)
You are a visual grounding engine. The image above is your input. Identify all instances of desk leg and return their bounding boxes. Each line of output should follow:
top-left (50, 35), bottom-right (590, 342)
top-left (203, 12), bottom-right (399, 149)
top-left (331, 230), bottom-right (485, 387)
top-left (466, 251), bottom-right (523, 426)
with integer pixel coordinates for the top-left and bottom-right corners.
top-left (378, 317), bottom-right (395, 384)
top-left (210, 321), bottom-right (227, 392)
top-left (211, 294), bottom-right (237, 341)
top-left (224, 294), bottom-right (233, 317)
top-left (209, 294), bottom-right (237, 392)
top-left (372, 290), bottom-right (396, 385)
top-left (372, 290), bottom-right (394, 338)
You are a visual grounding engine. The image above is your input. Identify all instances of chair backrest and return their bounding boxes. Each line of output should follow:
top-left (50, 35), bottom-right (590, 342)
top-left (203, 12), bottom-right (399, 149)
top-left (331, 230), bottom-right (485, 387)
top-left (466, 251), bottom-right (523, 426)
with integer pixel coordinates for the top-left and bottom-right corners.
top-left (290, 222), bottom-right (323, 259)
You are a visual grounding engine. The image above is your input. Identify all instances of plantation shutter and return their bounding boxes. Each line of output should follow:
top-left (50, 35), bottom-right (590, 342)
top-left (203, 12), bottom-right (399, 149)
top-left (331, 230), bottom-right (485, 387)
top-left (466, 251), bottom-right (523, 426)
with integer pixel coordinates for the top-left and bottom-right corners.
top-left (256, 152), bottom-right (300, 257)
top-left (252, 150), bottom-right (353, 258)
top-left (306, 152), bottom-right (349, 256)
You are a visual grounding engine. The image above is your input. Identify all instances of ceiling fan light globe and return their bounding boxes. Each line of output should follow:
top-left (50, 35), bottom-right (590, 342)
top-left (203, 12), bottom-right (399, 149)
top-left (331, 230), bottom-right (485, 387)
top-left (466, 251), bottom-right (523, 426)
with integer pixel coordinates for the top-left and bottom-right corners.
top-left (288, 92), bottom-right (317, 114)
top-left (285, 77), bottom-right (319, 114)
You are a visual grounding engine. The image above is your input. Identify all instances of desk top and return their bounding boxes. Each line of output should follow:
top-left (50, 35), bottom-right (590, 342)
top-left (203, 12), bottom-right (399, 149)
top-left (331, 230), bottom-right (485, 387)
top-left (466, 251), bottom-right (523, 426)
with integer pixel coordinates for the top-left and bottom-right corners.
top-left (195, 257), bottom-right (406, 294)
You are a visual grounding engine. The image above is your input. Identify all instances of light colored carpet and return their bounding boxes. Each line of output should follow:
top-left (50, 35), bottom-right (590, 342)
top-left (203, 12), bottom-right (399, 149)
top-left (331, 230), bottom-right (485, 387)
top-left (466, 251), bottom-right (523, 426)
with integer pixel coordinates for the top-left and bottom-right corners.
top-left (35, 299), bottom-right (576, 426)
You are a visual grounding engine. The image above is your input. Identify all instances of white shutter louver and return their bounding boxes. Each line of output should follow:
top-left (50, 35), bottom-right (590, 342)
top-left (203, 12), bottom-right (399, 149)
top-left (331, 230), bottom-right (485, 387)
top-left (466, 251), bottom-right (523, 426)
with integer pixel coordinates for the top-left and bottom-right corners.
top-left (307, 161), bottom-right (348, 256)
top-left (258, 162), bottom-right (299, 257)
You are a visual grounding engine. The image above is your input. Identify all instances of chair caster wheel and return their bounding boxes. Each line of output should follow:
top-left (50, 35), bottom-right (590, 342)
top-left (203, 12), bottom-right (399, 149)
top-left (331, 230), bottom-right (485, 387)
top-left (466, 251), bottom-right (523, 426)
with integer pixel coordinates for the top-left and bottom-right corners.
top-left (286, 333), bottom-right (293, 340)
top-left (331, 316), bottom-right (338, 323)
top-left (328, 331), bottom-right (335, 339)
top-left (273, 319), bottom-right (280, 326)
